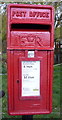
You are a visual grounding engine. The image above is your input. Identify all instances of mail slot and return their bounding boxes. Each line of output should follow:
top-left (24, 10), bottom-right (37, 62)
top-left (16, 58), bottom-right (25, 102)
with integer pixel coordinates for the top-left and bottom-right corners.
top-left (7, 4), bottom-right (54, 115)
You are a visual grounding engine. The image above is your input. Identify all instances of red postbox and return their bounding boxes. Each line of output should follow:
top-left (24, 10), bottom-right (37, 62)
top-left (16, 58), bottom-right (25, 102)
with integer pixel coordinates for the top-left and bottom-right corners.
top-left (7, 4), bottom-right (54, 115)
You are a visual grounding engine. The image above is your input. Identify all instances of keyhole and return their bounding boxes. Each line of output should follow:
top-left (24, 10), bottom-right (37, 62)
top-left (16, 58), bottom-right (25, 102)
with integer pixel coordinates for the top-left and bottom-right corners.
top-left (17, 80), bottom-right (19, 83)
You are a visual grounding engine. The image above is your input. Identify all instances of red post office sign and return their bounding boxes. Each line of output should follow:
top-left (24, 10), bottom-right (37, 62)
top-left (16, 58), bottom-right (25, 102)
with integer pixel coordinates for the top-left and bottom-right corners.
top-left (7, 4), bottom-right (54, 115)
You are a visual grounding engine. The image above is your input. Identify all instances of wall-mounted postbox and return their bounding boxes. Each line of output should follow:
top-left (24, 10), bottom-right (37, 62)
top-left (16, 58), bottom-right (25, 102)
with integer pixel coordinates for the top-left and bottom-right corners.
top-left (7, 4), bottom-right (54, 115)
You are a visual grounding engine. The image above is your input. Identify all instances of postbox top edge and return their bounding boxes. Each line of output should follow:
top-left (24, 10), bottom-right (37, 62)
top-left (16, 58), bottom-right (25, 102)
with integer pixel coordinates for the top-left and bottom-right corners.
top-left (7, 3), bottom-right (54, 10)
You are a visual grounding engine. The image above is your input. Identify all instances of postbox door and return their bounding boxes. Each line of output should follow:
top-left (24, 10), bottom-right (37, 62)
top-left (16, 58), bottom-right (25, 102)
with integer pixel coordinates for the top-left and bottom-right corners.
top-left (8, 50), bottom-right (53, 115)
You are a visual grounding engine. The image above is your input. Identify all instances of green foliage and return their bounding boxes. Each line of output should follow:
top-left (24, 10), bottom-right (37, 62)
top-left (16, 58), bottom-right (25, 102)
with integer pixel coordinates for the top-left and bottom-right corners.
top-left (60, 25), bottom-right (62, 39)
top-left (2, 13), bottom-right (7, 52)
top-left (2, 63), bottom-right (7, 74)
top-left (2, 53), bottom-right (7, 74)
top-left (55, 27), bottom-right (60, 41)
